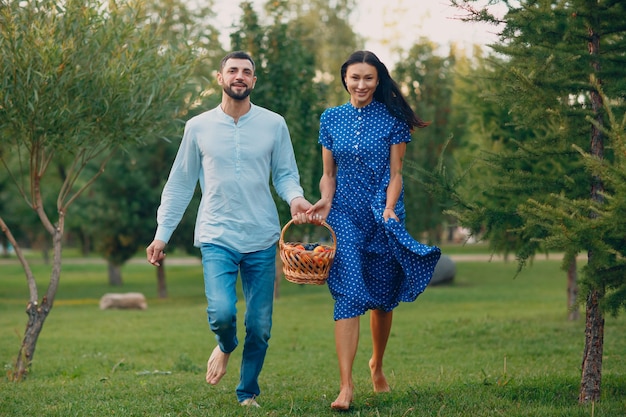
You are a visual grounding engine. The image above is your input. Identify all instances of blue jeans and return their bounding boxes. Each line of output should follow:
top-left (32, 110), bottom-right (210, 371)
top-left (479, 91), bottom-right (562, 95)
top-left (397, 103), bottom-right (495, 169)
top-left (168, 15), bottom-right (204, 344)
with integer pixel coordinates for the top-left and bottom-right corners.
top-left (200, 243), bottom-right (276, 403)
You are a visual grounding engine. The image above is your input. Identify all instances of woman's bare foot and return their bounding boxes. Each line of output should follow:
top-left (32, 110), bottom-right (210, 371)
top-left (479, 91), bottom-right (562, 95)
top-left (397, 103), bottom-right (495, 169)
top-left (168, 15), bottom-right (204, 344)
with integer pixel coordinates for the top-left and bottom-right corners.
top-left (369, 358), bottom-right (390, 392)
top-left (330, 386), bottom-right (353, 411)
top-left (206, 346), bottom-right (230, 385)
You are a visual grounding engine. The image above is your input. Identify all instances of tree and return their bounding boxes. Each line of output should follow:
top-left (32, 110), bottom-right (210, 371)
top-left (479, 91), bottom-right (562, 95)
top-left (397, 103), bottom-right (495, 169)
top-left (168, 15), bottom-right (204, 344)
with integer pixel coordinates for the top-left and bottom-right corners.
top-left (448, 0), bottom-right (626, 403)
top-left (72, 0), bottom-right (223, 289)
top-left (266, 0), bottom-right (360, 107)
top-left (448, 47), bottom-right (583, 317)
top-left (394, 40), bottom-right (458, 243)
top-left (78, 153), bottom-right (168, 286)
top-left (0, 0), bottom-right (198, 380)
top-left (229, 1), bottom-right (329, 237)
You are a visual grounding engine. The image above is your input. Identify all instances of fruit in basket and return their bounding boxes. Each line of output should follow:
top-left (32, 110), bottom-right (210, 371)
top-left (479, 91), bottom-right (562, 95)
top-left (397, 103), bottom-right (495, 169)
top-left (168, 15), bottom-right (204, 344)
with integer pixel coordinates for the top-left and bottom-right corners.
top-left (313, 245), bottom-right (325, 253)
top-left (294, 244), bottom-right (305, 251)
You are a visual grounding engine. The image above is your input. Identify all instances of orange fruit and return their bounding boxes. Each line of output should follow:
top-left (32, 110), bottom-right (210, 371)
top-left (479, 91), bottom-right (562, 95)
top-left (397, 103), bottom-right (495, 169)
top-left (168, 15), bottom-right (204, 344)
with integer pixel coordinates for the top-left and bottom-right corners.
top-left (313, 245), bottom-right (325, 253)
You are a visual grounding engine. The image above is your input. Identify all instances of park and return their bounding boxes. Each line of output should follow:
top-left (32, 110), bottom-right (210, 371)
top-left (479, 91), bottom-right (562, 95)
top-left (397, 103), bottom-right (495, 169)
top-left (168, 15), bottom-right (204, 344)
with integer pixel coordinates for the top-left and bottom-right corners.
top-left (1, 248), bottom-right (625, 416)
top-left (1, 0), bottom-right (625, 415)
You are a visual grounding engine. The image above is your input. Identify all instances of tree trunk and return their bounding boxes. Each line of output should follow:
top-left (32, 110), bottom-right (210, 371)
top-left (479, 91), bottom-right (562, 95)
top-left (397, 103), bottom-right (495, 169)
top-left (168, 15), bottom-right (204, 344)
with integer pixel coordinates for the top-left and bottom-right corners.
top-left (2, 213), bottom-right (63, 381)
top-left (81, 230), bottom-right (91, 256)
top-left (567, 258), bottom-right (579, 321)
top-left (1, 235), bottom-right (8, 257)
top-left (157, 261), bottom-right (167, 298)
top-left (11, 299), bottom-right (52, 381)
top-left (108, 261), bottom-right (123, 286)
top-left (578, 19), bottom-right (605, 404)
top-left (579, 287), bottom-right (604, 403)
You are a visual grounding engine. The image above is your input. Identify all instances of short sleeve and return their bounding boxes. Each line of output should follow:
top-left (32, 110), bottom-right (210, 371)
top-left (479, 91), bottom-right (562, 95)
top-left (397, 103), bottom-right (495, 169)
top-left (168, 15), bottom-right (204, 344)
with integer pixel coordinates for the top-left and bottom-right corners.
top-left (318, 109), bottom-right (333, 150)
top-left (390, 118), bottom-right (412, 145)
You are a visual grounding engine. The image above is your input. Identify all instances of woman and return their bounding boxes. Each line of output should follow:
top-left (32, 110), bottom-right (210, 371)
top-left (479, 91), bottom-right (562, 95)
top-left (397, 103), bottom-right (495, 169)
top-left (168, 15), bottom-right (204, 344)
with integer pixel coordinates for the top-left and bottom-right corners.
top-left (306, 50), bottom-right (441, 410)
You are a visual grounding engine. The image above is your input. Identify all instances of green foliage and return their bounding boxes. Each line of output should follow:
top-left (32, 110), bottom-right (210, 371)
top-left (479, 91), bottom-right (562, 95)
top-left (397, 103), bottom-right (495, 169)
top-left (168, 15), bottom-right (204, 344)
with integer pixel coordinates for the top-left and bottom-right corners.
top-left (395, 41), bottom-right (458, 243)
top-left (70, 0), bottom-right (222, 269)
top-left (443, 0), bottom-right (626, 314)
top-left (228, 2), bottom-right (339, 239)
top-left (0, 0), bottom-right (199, 215)
top-left (0, 258), bottom-right (625, 416)
top-left (1, 0), bottom-right (195, 151)
top-left (0, 0), bottom-right (202, 375)
top-left (77, 153), bottom-right (166, 266)
top-left (269, 0), bottom-right (361, 106)
top-left (518, 89), bottom-right (626, 316)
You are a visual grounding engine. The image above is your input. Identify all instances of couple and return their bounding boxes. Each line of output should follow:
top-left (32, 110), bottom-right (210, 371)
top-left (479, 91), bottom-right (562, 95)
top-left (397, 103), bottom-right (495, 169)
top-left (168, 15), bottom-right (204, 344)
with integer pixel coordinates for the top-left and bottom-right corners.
top-left (146, 50), bottom-right (441, 410)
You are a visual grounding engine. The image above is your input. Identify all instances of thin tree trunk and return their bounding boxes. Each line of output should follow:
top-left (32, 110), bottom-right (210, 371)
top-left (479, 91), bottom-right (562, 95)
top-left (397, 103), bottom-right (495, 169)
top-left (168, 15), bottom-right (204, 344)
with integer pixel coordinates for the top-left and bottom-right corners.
top-left (13, 299), bottom-right (52, 381)
top-left (567, 258), bottom-right (579, 321)
top-left (579, 22), bottom-right (605, 404)
top-left (579, 286), bottom-right (604, 403)
top-left (81, 230), bottom-right (91, 256)
top-left (3, 213), bottom-right (63, 381)
top-left (108, 261), bottom-right (123, 286)
top-left (157, 260), bottom-right (167, 298)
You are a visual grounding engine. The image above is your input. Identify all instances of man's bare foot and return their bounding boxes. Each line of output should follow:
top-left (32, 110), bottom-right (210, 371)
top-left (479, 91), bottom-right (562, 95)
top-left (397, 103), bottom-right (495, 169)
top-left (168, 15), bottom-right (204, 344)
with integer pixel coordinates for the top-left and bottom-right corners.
top-left (330, 386), bottom-right (353, 411)
top-left (369, 358), bottom-right (390, 392)
top-left (206, 346), bottom-right (230, 385)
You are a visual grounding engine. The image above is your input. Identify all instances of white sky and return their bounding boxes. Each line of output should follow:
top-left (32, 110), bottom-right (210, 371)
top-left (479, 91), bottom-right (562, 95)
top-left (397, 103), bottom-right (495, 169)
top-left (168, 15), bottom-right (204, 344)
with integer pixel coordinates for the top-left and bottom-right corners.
top-left (212, 0), bottom-right (504, 65)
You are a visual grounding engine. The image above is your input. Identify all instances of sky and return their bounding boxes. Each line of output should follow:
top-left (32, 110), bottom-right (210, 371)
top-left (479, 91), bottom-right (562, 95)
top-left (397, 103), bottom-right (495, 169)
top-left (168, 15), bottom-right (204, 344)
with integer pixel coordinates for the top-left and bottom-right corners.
top-left (212, 0), bottom-right (504, 65)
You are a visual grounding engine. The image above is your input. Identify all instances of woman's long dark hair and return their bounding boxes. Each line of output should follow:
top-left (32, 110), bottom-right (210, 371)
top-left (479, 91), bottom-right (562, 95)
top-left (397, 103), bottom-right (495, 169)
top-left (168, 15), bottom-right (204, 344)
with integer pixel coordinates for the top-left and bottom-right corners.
top-left (340, 50), bottom-right (429, 129)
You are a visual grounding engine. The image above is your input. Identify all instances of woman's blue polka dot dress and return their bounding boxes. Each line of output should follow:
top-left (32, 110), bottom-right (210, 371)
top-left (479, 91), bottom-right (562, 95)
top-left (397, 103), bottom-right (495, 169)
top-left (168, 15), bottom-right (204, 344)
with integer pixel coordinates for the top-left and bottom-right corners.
top-left (319, 100), bottom-right (441, 321)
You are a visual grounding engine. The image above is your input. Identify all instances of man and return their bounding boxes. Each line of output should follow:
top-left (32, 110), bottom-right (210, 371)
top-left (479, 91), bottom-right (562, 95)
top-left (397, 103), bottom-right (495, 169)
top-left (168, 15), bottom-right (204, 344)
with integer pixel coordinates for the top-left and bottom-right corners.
top-left (146, 51), bottom-right (312, 407)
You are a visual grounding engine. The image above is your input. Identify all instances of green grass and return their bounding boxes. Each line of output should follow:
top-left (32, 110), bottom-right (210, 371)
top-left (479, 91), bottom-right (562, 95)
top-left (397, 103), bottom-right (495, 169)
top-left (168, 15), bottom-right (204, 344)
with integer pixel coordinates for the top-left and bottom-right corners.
top-left (1, 256), bottom-right (625, 416)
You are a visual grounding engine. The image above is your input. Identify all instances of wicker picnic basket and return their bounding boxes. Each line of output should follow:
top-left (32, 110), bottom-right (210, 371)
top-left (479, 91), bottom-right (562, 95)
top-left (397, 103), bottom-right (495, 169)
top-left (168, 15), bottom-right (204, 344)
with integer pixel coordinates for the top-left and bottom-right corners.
top-left (279, 219), bottom-right (337, 285)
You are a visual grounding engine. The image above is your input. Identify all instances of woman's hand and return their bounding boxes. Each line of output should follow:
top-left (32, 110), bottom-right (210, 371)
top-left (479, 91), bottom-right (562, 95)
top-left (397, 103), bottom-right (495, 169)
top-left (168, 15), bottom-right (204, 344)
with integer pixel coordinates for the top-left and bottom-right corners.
top-left (306, 198), bottom-right (332, 225)
top-left (383, 207), bottom-right (399, 222)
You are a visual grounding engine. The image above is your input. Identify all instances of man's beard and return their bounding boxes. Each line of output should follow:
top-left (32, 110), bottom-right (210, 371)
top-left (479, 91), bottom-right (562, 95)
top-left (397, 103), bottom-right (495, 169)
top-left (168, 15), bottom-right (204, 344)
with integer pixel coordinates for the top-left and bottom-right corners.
top-left (223, 84), bottom-right (252, 100)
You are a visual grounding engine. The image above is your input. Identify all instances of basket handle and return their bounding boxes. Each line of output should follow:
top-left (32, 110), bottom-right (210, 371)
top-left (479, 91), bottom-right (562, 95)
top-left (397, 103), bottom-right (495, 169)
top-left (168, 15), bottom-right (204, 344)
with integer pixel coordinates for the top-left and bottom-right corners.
top-left (279, 219), bottom-right (336, 248)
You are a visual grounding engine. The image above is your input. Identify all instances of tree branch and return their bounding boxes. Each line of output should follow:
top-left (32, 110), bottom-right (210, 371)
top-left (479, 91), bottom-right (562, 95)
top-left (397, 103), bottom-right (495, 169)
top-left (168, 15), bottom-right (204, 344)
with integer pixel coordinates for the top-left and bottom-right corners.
top-left (0, 156), bottom-right (31, 206)
top-left (62, 147), bottom-right (118, 211)
top-left (0, 216), bottom-right (38, 302)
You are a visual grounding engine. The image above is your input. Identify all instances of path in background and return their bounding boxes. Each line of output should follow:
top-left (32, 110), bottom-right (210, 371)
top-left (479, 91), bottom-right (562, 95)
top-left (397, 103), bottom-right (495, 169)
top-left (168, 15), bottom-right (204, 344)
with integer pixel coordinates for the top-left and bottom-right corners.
top-left (0, 252), bottom-right (580, 266)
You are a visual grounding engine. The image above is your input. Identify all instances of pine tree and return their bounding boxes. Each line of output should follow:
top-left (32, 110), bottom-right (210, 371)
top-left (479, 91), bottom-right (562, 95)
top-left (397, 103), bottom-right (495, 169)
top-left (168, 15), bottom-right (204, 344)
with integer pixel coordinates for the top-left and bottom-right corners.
top-left (450, 0), bottom-right (626, 402)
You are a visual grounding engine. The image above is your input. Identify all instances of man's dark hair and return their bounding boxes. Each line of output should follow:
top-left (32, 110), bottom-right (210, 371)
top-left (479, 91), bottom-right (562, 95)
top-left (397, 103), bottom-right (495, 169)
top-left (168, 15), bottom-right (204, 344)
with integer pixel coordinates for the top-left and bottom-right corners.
top-left (220, 51), bottom-right (255, 73)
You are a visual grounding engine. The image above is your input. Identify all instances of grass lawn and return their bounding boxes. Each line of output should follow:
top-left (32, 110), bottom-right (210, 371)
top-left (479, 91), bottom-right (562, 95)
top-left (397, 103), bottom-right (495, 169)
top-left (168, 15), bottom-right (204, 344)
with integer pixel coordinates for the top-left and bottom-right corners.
top-left (0, 254), bottom-right (625, 416)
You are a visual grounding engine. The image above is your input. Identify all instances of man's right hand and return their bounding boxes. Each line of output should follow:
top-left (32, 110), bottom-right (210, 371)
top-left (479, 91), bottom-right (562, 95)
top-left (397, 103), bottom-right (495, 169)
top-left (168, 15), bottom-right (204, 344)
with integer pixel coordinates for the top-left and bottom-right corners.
top-left (146, 239), bottom-right (167, 266)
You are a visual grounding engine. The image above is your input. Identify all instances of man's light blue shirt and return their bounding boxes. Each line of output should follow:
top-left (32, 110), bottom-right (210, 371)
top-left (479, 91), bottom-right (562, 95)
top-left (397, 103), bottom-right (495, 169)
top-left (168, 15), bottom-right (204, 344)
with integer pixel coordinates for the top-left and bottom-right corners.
top-left (155, 103), bottom-right (304, 253)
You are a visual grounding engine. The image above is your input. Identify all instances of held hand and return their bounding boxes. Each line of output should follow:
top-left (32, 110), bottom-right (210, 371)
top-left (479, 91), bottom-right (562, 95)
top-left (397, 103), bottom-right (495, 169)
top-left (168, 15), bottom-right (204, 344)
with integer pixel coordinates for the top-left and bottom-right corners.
top-left (291, 197), bottom-right (313, 225)
top-left (306, 198), bottom-right (331, 225)
top-left (146, 239), bottom-right (167, 266)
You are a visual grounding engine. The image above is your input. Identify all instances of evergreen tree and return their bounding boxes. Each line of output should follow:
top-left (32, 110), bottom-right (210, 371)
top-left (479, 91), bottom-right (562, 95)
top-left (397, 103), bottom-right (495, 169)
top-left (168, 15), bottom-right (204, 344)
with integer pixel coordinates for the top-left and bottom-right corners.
top-left (449, 0), bottom-right (626, 402)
